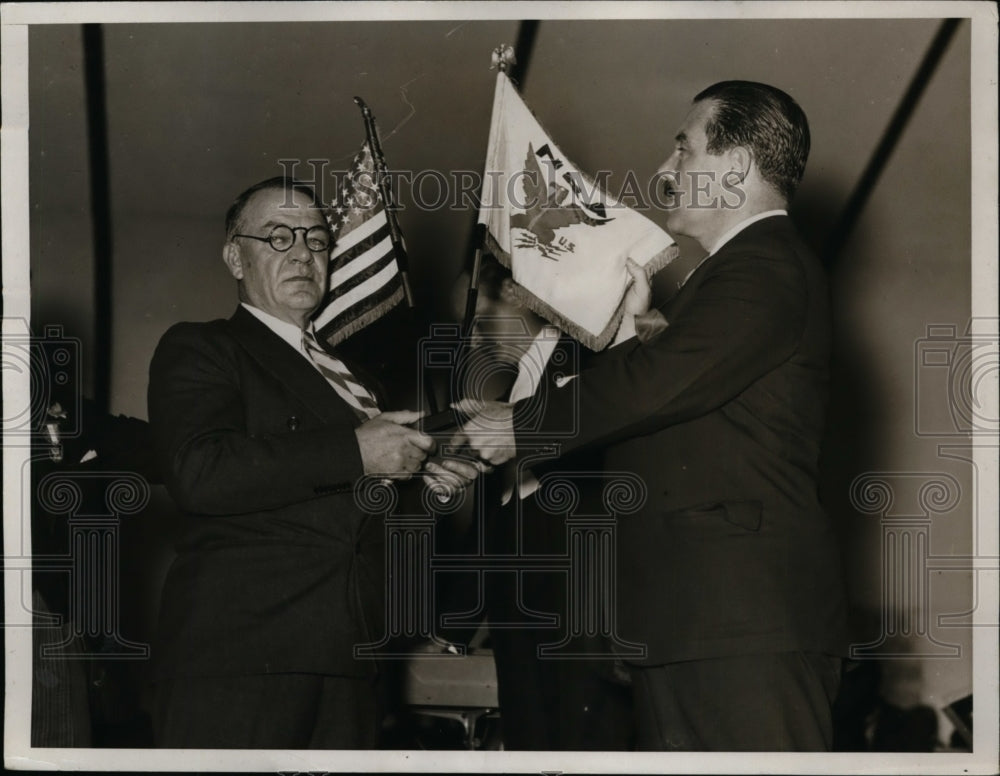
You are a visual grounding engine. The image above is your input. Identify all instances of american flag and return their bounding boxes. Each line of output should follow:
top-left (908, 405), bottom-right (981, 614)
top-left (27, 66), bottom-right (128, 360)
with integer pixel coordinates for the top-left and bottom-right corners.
top-left (314, 142), bottom-right (404, 347)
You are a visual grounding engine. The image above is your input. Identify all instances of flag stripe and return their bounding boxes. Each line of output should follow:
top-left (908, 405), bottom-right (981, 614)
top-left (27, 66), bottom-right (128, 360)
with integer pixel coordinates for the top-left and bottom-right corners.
top-left (318, 280), bottom-right (404, 337)
top-left (318, 261), bottom-right (401, 327)
top-left (331, 227), bottom-right (392, 279)
top-left (331, 208), bottom-right (388, 256)
top-left (315, 284), bottom-right (404, 346)
top-left (313, 139), bottom-right (405, 348)
top-left (330, 241), bottom-right (396, 297)
top-left (314, 256), bottom-right (400, 330)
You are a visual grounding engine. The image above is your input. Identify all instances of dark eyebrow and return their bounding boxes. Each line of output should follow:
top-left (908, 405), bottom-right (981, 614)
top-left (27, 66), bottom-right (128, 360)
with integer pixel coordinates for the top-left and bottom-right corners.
top-left (258, 218), bottom-right (327, 231)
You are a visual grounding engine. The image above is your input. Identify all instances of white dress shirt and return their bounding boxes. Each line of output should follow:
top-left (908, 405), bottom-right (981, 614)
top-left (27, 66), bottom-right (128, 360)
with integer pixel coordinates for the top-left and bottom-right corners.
top-left (502, 325), bottom-right (564, 505)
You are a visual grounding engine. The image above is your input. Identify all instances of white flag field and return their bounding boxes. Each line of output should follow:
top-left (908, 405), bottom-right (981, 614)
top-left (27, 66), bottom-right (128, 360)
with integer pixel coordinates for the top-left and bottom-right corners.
top-left (478, 73), bottom-right (678, 351)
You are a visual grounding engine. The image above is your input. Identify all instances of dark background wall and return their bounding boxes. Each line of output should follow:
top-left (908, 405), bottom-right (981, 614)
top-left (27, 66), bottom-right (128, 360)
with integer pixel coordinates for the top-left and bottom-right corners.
top-left (27, 17), bottom-right (974, 741)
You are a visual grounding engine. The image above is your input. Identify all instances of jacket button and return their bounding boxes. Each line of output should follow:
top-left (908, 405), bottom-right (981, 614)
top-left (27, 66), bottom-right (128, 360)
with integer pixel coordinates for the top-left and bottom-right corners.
top-left (287, 416), bottom-right (300, 430)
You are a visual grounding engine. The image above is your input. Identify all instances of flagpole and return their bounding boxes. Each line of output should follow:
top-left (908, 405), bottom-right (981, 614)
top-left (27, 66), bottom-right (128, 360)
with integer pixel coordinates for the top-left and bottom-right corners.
top-left (353, 96), bottom-right (439, 414)
top-left (353, 96), bottom-right (415, 307)
top-left (460, 44), bottom-right (521, 340)
top-left (461, 224), bottom-right (486, 339)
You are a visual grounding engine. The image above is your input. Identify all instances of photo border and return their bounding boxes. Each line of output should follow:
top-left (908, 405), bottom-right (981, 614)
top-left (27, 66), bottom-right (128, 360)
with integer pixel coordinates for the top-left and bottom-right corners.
top-left (3, 1), bottom-right (997, 773)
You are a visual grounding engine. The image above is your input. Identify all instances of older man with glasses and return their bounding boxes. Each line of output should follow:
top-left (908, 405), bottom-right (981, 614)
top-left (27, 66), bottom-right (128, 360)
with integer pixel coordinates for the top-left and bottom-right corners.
top-left (147, 176), bottom-right (478, 749)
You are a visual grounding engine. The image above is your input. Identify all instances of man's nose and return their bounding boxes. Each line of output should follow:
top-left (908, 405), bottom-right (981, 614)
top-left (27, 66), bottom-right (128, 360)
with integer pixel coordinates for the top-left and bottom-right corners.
top-left (287, 236), bottom-right (315, 265)
top-left (657, 154), bottom-right (678, 178)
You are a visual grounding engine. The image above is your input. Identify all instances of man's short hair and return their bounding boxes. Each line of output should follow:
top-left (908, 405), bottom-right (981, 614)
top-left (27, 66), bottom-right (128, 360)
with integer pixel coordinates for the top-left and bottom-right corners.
top-left (224, 177), bottom-right (326, 239)
top-left (694, 81), bottom-right (810, 202)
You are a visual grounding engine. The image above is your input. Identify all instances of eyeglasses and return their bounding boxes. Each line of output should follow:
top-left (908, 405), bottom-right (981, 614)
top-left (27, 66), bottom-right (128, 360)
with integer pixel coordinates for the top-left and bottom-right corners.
top-left (232, 225), bottom-right (331, 253)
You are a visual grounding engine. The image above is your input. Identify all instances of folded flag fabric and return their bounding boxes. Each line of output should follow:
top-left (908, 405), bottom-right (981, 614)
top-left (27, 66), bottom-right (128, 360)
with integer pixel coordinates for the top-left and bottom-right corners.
top-left (314, 141), bottom-right (405, 348)
top-left (478, 73), bottom-right (679, 351)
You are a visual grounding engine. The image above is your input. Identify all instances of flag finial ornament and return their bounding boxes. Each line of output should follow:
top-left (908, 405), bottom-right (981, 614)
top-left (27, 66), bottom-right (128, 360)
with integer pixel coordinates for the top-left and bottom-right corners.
top-left (490, 44), bottom-right (516, 72)
top-left (353, 96), bottom-right (371, 118)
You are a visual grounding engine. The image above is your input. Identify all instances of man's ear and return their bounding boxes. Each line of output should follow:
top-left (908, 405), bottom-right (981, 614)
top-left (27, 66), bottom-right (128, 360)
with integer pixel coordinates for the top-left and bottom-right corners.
top-left (728, 146), bottom-right (752, 182)
top-left (222, 242), bottom-right (244, 280)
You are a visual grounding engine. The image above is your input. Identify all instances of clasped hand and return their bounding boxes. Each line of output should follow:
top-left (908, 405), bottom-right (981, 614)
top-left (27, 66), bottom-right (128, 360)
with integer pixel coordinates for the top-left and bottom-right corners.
top-left (354, 410), bottom-right (487, 496)
top-left (449, 398), bottom-right (518, 466)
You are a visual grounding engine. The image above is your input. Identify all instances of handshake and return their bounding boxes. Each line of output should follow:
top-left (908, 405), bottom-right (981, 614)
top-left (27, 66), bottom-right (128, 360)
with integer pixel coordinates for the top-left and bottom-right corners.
top-left (353, 399), bottom-right (519, 496)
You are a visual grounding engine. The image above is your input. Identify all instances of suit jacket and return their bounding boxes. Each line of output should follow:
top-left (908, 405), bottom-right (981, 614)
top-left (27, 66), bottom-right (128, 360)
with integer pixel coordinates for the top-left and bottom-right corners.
top-left (484, 335), bottom-right (601, 622)
top-left (147, 305), bottom-right (385, 679)
top-left (513, 215), bottom-right (849, 665)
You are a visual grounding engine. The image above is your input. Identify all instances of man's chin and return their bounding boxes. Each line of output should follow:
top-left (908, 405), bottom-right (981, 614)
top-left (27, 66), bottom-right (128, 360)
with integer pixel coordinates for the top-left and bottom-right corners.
top-left (664, 215), bottom-right (685, 236)
top-left (283, 291), bottom-right (323, 311)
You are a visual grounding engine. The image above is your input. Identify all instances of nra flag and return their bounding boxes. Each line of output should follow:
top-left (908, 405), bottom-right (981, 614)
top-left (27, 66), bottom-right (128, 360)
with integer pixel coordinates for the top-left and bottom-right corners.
top-left (478, 73), bottom-right (678, 350)
top-left (314, 142), bottom-right (405, 347)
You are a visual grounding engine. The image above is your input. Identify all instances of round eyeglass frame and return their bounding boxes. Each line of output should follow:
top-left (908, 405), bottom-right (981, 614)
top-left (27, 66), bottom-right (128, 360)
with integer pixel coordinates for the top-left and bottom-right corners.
top-left (232, 225), bottom-right (331, 253)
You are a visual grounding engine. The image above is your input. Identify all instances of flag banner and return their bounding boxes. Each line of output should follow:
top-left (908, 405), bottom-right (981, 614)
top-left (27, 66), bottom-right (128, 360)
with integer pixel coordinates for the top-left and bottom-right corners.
top-left (478, 73), bottom-right (679, 351)
top-left (314, 141), bottom-right (405, 347)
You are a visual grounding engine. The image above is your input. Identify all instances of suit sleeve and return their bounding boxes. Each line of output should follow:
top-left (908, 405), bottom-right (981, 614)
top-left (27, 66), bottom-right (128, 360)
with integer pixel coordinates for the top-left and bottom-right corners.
top-left (148, 323), bottom-right (366, 515)
top-left (514, 251), bottom-right (807, 456)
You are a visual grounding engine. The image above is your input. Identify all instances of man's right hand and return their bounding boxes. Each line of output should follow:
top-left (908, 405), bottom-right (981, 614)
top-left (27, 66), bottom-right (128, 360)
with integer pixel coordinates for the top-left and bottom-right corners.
top-left (355, 410), bottom-right (435, 479)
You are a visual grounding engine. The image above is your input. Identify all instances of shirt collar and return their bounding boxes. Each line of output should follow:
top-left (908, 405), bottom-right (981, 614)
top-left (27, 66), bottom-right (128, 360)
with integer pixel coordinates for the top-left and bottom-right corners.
top-left (677, 210), bottom-right (788, 288)
top-left (241, 302), bottom-right (312, 355)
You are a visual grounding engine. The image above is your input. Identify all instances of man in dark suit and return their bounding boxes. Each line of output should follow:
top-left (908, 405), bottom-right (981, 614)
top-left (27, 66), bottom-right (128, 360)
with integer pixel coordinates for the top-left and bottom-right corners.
top-left (458, 81), bottom-right (849, 750)
top-left (148, 177), bottom-right (476, 748)
top-left (450, 258), bottom-right (632, 750)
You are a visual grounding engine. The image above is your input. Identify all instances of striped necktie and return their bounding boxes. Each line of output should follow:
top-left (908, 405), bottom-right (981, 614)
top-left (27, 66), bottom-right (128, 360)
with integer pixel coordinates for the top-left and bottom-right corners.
top-left (302, 329), bottom-right (380, 420)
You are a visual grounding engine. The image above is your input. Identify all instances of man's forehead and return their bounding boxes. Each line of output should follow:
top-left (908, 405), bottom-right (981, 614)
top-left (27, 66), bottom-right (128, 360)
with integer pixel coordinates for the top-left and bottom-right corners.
top-left (243, 187), bottom-right (324, 223)
top-left (675, 99), bottom-right (716, 142)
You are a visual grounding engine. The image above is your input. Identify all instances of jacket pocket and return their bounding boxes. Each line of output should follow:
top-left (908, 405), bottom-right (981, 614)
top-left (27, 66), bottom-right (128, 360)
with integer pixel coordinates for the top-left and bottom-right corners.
top-left (719, 499), bottom-right (763, 531)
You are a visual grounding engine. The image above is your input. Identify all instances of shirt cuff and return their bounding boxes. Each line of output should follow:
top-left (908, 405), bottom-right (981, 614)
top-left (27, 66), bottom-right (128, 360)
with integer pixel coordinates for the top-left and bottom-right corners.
top-left (633, 310), bottom-right (670, 343)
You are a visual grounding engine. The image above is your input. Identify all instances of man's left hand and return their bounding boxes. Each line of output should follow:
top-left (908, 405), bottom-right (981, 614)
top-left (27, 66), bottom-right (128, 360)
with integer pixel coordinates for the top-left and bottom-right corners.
top-left (450, 398), bottom-right (517, 466)
top-left (623, 257), bottom-right (652, 316)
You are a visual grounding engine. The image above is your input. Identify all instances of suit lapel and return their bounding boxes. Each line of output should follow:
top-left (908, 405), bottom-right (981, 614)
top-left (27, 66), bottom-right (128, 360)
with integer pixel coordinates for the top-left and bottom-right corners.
top-left (225, 306), bottom-right (361, 426)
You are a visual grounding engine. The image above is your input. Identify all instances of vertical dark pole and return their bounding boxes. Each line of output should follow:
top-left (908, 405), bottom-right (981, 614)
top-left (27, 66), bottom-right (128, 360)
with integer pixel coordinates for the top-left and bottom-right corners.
top-left (354, 97), bottom-right (416, 308)
top-left (460, 20), bottom-right (541, 337)
top-left (508, 20), bottom-right (540, 90)
top-left (354, 96), bottom-right (439, 414)
top-left (824, 19), bottom-right (960, 266)
top-left (83, 24), bottom-right (113, 415)
top-left (461, 224), bottom-right (487, 339)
